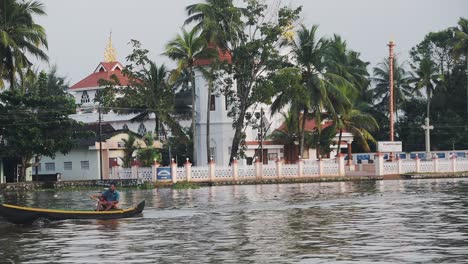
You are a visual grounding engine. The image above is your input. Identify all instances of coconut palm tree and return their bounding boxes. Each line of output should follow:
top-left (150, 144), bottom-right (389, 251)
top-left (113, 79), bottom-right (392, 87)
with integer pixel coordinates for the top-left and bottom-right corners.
top-left (165, 27), bottom-right (215, 165)
top-left (371, 57), bottom-right (415, 120)
top-left (412, 56), bottom-right (439, 120)
top-left (185, 0), bottom-right (244, 50)
top-left (279, 25), bottom-right (352, 157)
top-left (0, 0), bottom-right (48, 90)
top-left (453, 17), bottom-right (468, 119)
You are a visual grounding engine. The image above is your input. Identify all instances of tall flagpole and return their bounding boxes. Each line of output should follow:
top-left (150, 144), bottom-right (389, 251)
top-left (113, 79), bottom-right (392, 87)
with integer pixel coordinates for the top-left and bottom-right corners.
top-left (388, 41), bottom-right (395, 142)
top-left (388, 41), bottom-right (395, 161)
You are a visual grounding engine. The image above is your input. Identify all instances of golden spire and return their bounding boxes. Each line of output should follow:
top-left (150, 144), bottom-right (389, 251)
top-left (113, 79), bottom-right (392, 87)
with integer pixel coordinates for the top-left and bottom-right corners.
top-left (104, 31), bottom-right (117, 62)
top-left (281, 22), bottom-right (295, 42)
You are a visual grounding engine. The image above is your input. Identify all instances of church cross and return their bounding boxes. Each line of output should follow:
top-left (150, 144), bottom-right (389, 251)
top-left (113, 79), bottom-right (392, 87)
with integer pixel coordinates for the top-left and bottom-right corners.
top-left (421, 118), bottom-right (434, 159)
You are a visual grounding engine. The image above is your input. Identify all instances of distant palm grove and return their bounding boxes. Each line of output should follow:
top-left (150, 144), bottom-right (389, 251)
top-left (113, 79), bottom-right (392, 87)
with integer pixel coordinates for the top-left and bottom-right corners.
top-left (1, 0), bottom-right (468, 176)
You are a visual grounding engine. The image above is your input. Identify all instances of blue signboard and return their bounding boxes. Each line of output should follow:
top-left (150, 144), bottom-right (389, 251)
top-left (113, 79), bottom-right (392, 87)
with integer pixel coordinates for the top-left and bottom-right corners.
top-left (157, 167), bottom-right (172, 180)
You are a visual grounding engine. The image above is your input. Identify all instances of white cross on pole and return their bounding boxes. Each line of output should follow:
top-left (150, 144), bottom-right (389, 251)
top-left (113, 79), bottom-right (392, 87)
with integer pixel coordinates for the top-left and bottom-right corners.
top-left (421, 118), bottom-right (434, 159)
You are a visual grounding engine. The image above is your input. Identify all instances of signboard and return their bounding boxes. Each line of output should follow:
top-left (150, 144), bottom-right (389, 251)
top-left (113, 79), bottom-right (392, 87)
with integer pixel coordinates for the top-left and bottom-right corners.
top-left (377, 141), bottom-right (402, 152)
top-left (157, 167), bottom-right (172, 180)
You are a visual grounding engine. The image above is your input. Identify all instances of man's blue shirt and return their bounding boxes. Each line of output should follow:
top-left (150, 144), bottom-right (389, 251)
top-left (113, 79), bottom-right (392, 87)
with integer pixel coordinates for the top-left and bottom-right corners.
top-left (102, 189), bottom-right (120, 202)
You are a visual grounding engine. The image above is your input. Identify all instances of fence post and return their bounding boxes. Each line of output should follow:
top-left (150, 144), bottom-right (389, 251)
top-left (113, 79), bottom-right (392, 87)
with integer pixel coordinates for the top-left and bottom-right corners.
top-left (397, 157), bottom-right (402, 174)
top-left (433, 156), bottom-right (439, 173)
top-left (298, 156), bottom-right (303, 177)
top-left (171, 158), bottom-right (178, 183)
top-left (255, 159), bottom-right (262, 180)
top-left (451, 155), bottom-right (457, 172)
top-left (232, 157), bottom-right (239, 181)
top-left (337, 154), bottom-right (346, 176)
top-left (209, 158), bottom-right (216, 182)
top-left (131, 160), bottom-right (140, 179)
top-left (276, 158), bottom-right (283, 179)
top-left (374, 153), bottom-right (384, 176)
top-left (184, 158), bottom-right (192, 182)
top-left (151, 160), bottom-right (160, 182)
top-left (415, 156), bottom-right (421, 173)
top-left (318, 159), bottom-right (324, 176)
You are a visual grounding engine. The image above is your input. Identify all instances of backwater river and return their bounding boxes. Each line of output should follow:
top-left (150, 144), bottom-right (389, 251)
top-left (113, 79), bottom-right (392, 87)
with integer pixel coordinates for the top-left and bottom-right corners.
top-left (1, 178), bottom-right (468, 263)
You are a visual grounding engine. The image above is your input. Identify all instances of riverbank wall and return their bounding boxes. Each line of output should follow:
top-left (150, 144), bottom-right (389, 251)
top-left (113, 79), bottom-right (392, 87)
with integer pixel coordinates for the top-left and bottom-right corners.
top-left (1, 173), bottom-right (467, 192)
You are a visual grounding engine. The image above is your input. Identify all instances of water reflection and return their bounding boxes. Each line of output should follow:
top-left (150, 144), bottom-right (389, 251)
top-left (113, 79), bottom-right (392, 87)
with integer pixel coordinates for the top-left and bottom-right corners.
top-left (1, 178), bottom-right (468, 263)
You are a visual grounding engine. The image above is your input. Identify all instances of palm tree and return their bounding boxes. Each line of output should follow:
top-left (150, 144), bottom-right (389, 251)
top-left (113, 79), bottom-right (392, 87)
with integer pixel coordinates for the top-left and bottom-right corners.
top-left (165, 27), bottom-right (214, 165)
top-left (0, 0), bottom-right (48, 90)
top-left (268, 111), bottom-right (298, 163)
top-left (120, 133), bottom-right (139, 168)
top-left (279, 25), bottom-right (352, 157)
top-left (326, 35), bottom-right (377, 156)
top-left (412, 56), bottom-right (439, 120)
top-left (371, 57), bottom-right (415, 121)
top-left (185, 0), bottom-right (244, 50)
top-left (453, 17), bottom-right (468, 119)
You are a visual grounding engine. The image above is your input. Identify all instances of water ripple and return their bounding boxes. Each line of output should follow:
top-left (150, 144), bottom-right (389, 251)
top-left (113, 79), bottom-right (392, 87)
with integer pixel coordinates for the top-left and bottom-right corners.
top-left (1, 179), bottom-right (468, 263)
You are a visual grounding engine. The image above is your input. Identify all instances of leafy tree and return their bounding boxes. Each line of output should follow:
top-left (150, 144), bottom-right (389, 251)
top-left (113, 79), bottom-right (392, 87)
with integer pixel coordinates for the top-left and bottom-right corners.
top-left (0, 70), bottom-right (82, 181)
top-left (0, 0), bottom-right (48, 90)
top-left (453, 17), bottom-right (468, 119)
top-left (223, 1), bottom-right (301, 163)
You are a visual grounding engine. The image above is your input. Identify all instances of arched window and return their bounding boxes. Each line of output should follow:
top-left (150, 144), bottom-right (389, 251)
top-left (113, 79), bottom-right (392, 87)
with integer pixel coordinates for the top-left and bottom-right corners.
top-left (138, 123), bottom-right (147, 136)
top-left (123, 124), bottom-right (129, 130)
top-left (81, 91), bottom-right (90, 104)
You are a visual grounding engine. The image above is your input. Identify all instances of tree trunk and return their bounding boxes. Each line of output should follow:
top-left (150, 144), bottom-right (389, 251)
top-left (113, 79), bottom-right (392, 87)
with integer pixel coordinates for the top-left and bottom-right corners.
top-left (20, 155), bottom-right (31, 182)
top-left (337, 128), bottom-right (343, 156)
top-left (189, 66), bottom-right (197, 165)
top-left (229, 107), bottom-right (247, 165)
top-left (299, 110), bottom-right (307, 159)
top-left (206, 79), bottom-right (213, 164)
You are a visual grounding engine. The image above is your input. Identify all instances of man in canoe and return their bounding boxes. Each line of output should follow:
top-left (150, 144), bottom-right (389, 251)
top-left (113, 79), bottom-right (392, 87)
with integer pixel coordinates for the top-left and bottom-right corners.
top-left (92, 183), bottom-right (120, 211)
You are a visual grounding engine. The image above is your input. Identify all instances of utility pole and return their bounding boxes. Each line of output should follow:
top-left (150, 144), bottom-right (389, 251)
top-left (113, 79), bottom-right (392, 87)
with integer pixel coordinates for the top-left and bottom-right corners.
top-left (98, 105), bottom-right (103, 180)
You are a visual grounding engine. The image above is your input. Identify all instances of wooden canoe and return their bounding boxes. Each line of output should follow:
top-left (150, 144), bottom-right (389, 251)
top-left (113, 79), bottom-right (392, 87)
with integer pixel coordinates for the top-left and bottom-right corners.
top-left (0, 200), bottom-right (145, 225)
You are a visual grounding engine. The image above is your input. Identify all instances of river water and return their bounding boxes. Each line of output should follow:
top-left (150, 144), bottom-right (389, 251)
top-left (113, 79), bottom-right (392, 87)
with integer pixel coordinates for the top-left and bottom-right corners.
top-left (1, 178), bottom-right (467, 263)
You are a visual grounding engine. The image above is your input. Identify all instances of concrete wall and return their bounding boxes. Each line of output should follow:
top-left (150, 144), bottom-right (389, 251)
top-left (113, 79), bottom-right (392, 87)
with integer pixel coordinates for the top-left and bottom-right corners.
top-left (37, 148), bottom-right (100, 181)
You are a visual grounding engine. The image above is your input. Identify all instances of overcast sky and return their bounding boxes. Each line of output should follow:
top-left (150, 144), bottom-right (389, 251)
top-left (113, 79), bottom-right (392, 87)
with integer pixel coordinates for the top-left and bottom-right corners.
top-left (36, 0), bottom-right (467, 85)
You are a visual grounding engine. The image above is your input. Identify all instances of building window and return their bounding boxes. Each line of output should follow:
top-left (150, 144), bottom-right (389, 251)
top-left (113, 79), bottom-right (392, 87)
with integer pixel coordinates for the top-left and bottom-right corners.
top-left (210, 147), bottom-right (216, 161)
top-left (37, 163), bottom-right (41, 172)
top-left (81, 91), bottom-right (90, 104)
top-left (81, 161), bottom-right (90, 170)
top-left (123, 124), bottom-right (129, 130)
top-left (45, 163), bottom-right (55, 171)
top-left (138, 123), bottom-right (147, 136)
top-left (210, 95), bottom-right (216, 111)
top-left (64, 162), bottom-right (72, 170)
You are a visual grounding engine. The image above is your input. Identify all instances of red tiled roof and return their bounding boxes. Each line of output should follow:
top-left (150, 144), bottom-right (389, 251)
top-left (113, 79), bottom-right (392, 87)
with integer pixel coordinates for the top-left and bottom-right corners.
top-left (70, 61), bottom-right (130, 89)
top-left (193, 44), bottom-right (232, 66)
top-left (276, 117), bottom-right (336, 133)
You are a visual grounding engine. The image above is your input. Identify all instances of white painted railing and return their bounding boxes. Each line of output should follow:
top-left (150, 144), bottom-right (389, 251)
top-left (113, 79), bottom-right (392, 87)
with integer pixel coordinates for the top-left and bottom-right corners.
top-left (138, 167), bottom-right (153, 181)
top-left (106, 155), bottom-right (468, 182)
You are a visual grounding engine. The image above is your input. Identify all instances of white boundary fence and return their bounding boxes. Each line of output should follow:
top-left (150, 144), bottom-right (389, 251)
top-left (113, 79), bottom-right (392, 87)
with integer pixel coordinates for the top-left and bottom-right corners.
top-left (108, 154), bottom-right (468, 182)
